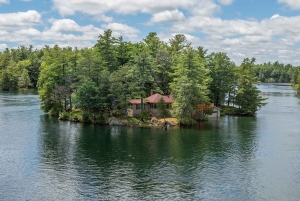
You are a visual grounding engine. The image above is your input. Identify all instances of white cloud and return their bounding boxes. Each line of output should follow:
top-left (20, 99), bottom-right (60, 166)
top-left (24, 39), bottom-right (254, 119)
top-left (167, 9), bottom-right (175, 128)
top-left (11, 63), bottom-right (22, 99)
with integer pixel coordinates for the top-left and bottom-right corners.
top-left (52, 0), bottom-right (210, 16)
top-left (93, 14), bottom-right (113, 23)
top-left (271, 14), bottom-right (280, 19)
top-left (218, 0), bottom-right (234, 5)
top-left (49, 19), bottom-right (82, 32)
top-left (190, 1), bottom-right (221, 17)
top-left (0, 18), bottom-right (104, 48)
top-left (0, 0), bottom-right (9, 4)
top-left (278, 0), bottom-right (300, 10)
top-left (17, 28), bottom-right (41, 36)
top-left (171, 14), bottom-right (300, 38)
top-left (150, 9), bottom-right (185, 23)
top-left (0, 10), bottom-right (41, 29)
top-left (102, 23), bottom-right (140, 40)
top-left (0, 15), bottom-right (141, 48)
top-left (0, 44), bottom-right (8, 52)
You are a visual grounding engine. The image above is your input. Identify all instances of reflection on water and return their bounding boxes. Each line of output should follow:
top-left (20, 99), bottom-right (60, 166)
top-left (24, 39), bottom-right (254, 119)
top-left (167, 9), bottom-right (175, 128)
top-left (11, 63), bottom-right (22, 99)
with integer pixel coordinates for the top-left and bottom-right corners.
top-left (1, 84), bottom-right (300, 200)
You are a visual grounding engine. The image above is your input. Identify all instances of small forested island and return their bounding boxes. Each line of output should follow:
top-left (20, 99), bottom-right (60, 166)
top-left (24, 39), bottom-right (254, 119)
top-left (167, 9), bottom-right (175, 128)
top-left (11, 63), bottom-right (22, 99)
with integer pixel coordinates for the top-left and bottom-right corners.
top-left (0, 30), bottom-right (299, 125)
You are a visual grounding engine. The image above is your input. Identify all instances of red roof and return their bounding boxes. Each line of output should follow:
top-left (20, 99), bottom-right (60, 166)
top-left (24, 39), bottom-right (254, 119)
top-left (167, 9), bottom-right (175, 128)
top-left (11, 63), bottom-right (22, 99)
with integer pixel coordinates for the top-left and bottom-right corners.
top-left (129, 93), bottom-right (174, 104)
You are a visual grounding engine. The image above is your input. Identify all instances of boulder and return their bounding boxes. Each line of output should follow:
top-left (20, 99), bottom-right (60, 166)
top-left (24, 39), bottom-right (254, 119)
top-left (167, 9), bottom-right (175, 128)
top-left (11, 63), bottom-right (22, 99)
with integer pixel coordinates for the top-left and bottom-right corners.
top-left (108, 117), bottom-right (126, 126)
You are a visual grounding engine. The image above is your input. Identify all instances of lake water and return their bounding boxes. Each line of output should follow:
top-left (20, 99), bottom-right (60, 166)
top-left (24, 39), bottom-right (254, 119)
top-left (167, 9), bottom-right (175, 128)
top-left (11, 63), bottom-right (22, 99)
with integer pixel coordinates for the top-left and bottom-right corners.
top-left (0, 84), bottom-right (300, 200)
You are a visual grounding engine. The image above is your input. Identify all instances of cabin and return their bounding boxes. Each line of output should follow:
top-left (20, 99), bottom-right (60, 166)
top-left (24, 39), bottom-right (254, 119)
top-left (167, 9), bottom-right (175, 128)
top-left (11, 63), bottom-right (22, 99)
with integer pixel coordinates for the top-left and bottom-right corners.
top-left (128, 91), bottom-right (221, 118)
top-left (128, 91), bottom-right (173, 117)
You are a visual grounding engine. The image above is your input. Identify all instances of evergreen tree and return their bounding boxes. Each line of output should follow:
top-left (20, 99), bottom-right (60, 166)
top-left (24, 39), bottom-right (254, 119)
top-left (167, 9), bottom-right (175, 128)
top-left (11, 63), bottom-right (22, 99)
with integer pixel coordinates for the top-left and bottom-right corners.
top-left (94, 29), bottom-right (118, 72)
top-left (235, 58), bottom-right (267, 115)
top-left (207, 52), bottom-right (235, 106)
top-left (170, 47), bottom-right (210, 124)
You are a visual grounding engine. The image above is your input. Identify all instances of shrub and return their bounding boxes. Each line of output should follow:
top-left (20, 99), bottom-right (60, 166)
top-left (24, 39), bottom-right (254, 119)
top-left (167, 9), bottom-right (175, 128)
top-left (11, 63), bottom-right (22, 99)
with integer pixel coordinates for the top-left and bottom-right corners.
top-left (49, 107), bottom-right (60, 117)
top-left (97, 114), bottom-right (106, 124)
top-left (139, 109), bottom-right (150, 122)
top-left (82, 112), bottom-right (91, 122)
top-left (200, 116), bottom-right (208, 121)
top-left (70, 112), bottom-right (79, 121)
top-left (60, 111), bottom-right (70, 120)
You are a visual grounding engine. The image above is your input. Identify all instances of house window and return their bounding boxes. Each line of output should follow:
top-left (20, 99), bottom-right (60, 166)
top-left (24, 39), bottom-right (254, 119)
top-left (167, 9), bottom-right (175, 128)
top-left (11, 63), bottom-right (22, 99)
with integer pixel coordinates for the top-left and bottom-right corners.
top-left (167, 104), bottom-right (172, 109)
top-left (149, 104), bottom-right (157, 109)
top-left (136, 104), bottom-right (142, 109)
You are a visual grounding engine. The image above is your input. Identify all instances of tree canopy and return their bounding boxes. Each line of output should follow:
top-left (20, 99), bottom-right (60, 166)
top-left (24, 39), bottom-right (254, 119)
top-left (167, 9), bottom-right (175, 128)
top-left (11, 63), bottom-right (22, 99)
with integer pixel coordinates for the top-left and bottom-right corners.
top-left (0, 29), bottom-right (286, 122)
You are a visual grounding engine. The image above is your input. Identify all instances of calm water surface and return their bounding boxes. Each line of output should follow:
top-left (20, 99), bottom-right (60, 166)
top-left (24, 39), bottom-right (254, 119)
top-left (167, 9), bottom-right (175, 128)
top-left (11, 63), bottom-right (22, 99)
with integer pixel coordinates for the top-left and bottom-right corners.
top-left (0, 84), bottom-right (300, 200)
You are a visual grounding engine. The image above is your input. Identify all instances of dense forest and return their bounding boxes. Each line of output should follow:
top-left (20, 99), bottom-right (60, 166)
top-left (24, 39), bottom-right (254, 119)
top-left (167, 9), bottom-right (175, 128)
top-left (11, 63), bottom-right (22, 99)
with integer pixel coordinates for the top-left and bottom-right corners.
top-left (0, 30), bottom-right (299, 124)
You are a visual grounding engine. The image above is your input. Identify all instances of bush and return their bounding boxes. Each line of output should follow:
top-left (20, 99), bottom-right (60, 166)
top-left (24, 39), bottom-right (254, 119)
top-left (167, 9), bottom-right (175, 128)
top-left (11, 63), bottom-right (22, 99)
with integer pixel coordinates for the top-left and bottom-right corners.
top-left (139, 109), bottom-right (150, 122)
top-left (59, 111), bottom-right (70, 120)
top-left (49, 107), bottom-right (60, 117)
top-left (97, 114), bottom-right (106, 124)
top-left (179, 117), bottom-right (197, 125)
top-left (200, 116), bottom-right (208, 121)
top-left (82, 112), bottom-right (91, 122)
top-left (70, 112), bottom-right (79, 121)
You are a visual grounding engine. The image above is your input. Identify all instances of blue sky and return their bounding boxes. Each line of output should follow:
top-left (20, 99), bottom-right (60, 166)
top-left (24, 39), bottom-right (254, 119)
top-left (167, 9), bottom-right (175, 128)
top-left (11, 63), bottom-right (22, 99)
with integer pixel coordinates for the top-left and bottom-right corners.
top-left (1, 0), bottom-right (300, 65)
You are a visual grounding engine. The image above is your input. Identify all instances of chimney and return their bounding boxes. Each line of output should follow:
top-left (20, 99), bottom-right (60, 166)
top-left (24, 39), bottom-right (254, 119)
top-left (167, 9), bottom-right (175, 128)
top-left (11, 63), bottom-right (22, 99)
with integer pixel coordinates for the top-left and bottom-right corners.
top-left (150, 90), bottom-right (154, 96)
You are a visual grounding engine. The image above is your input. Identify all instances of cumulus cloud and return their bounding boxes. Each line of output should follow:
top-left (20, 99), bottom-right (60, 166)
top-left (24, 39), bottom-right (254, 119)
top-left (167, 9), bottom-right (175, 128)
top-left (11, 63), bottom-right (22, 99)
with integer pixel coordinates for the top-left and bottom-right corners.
top-left (190, 1), bottom-right (221, 17)
top-left (0, 44), bottom-right (8, 52)
top-left (0, 0), bottom-right (9, 4)
top-left (49, 19), bottom-right (83, 32)
top-left (218, 0), bottom-right (234, 5)
top-left (171, 14), bottom-right (300, 38)
top-left (93, 14), bottom-right (114, 23)
top-left (278, 0), bottom-right (300, 10)
top-left (52, 0), bottom-right (196, 16)
top-left (0, 10), bottom-right (41, 29)
top-left (150, 9), bottom-right (185, 23)
top-left (271, 14), bottom-right (280, 19)
top-left (102, 23), bottom-right (140, 40)
top-left (164, 11), bottom-right (300, 65)
top-left (195, 34), bottom-right (300, 65)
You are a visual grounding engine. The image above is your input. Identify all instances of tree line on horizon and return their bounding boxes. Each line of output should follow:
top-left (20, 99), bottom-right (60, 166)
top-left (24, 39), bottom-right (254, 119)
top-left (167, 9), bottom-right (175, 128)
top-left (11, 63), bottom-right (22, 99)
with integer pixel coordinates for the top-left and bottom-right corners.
top-left (0, 30), bottom-right (298, 123)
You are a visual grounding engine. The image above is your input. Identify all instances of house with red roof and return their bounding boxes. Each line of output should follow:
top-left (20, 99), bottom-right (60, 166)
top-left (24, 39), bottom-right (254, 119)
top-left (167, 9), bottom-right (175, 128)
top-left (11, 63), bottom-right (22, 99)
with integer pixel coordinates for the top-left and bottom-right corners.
top-left (128, 90), bottom-right (174, 117)
top-left (128, 90), bottom-right (221, 118)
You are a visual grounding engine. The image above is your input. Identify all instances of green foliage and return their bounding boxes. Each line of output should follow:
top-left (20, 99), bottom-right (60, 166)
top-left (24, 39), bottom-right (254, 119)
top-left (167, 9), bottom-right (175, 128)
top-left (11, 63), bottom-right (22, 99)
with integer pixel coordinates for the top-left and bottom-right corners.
top-left (170, 47), bottom-right (210, 124)
top-left (94, 29), bottom-right (118, 72)
top-left (94, 114), bottom-right (106, 124)
top-left (235, 58), bottom-right (267, 115)
top-left (82, 112), bottom-right (91, 122)
top-left (201, 116), bottom-right (209, 121)
top-left (0, 70), bottom-right (18, 90)
top-left (49, 106), bottom-right (60, 117)
top-left (207, 52), bottom-right (236, 107)
top-left (0, 30), bottom-right (274, 123)
top-left (296, 73), bottom-right (300, 94)
top-left (255, 61), bottom-right (296, 83)
top-left (76, 79), bottom-right (101, 114)
top-left (60, 111), bottom-right (70, 120)
top-left (157, 98), bottom-right (170, 118)
top-left (70, 112), bottom-right (79, 121)
top-left (139, 109), bottom-right (150, 122)
top-left (109, 65), bottom-right (131, 116)
top-left (129, 46), bottom-right (157, 104)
